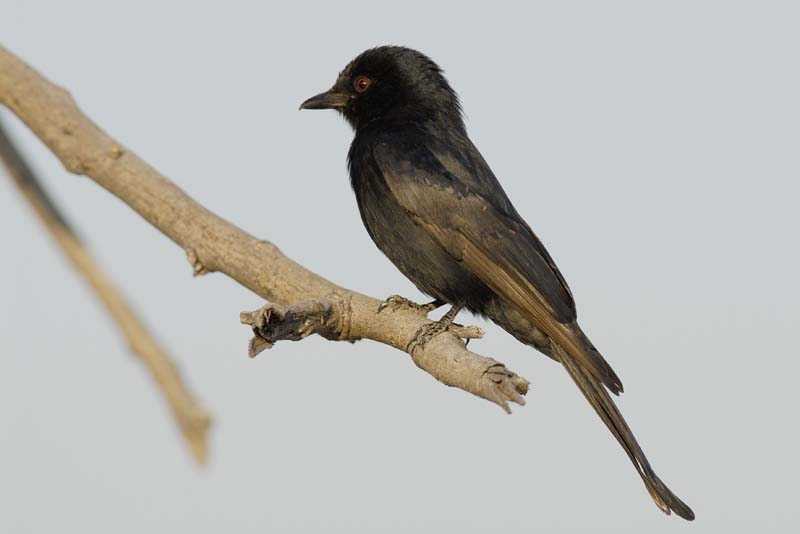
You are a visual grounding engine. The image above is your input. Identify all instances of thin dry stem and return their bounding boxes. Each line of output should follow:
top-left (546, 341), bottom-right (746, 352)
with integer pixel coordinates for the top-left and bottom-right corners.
top-left (0, 119), bottom-right (211, 464)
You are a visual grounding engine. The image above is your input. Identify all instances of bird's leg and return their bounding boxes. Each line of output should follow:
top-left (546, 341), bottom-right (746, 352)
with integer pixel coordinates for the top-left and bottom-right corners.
top-left (406, 303), bottom-right (464, 354)
top-left (377, 295), bottom-right (444, 316)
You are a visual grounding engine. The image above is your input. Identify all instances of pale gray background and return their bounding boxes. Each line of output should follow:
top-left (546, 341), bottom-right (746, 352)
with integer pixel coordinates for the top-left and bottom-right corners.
top-left (1, 1), bottom-right (798, 532)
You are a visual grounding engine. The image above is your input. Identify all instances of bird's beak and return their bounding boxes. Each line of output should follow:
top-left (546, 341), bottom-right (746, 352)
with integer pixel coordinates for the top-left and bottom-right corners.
top-left (299, 90), bottom-right (350, 110)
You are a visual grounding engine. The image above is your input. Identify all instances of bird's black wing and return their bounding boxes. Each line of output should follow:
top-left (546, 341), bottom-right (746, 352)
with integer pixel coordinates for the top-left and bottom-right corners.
top-left (372, 133), bottom-right (621, 391)
top-left (374, 132), bottom-right (576, 321)
top-left (428, 134), bottom-right (579, 314)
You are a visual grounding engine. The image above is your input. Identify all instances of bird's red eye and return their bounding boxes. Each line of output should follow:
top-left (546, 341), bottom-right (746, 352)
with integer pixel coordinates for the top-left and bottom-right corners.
top-left (354, 76), bottom-right (371, 93)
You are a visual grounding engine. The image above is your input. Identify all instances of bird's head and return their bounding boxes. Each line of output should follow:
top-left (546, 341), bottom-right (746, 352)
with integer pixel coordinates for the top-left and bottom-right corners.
top-left (300, 46), bottom-right (463, 131)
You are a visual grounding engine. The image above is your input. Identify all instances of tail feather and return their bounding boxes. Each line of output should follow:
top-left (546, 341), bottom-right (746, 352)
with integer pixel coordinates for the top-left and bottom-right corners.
top-left (556, 344), bottom-right (695, 520)
top-left (572, 324), bottom-right (624, 396)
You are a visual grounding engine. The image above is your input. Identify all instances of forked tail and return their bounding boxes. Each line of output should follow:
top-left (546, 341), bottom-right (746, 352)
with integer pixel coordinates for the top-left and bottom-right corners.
top-left (555, 344), bottom-right (695, 520)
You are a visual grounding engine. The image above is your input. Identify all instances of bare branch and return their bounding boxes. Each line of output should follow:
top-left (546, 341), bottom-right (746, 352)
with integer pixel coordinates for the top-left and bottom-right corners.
top-left (240, 299), bottom-right (344, 356)
top-left (0, 45), bottom-right (530, 412)
top-left (0, 118), bottom-right (211, 464)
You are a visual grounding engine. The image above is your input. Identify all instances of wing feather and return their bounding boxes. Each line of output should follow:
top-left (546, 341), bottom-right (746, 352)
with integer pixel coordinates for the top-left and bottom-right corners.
top-left (373, 137), bottom-right (622, 392)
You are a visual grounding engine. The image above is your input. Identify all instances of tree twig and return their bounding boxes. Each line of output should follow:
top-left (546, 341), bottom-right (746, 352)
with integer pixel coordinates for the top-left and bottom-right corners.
top-left (0, 45), bottom-right (530, 413)
top-left (0, 118), bottom-right (211, 464)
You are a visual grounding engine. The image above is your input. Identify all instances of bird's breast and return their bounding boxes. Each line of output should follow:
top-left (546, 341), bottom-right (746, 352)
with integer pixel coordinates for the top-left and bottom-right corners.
top-left (348, 144), bottom-right (491, 307)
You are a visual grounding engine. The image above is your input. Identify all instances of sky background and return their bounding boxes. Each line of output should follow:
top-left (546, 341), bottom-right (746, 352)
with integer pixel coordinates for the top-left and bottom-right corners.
top-left (1, 1), bottom-right (798, 532)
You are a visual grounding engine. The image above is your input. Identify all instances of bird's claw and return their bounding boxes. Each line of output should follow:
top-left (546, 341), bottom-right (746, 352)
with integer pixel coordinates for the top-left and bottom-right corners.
top-left (406, 319), bottom-right (452, 354)
top-left (377, 295), bottom-right (442, 316)
top-left (404, 303), bottom-right (469, 353)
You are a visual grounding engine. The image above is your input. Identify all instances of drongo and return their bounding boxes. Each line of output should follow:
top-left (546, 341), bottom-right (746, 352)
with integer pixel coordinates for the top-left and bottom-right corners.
top-left (301, 46), bottom-right (693, 520)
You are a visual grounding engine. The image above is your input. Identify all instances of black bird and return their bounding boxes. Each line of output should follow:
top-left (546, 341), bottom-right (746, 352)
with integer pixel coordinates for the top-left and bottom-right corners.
top-left (301, 46), bottom-right (694, 520)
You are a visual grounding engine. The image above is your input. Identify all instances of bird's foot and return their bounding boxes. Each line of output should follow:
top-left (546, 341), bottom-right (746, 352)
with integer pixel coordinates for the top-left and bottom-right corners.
top-left (406, 304), bottom-right (469, 354)
top-left (406, 319), bottom-right (451, 354)
top-left (377, 295), bottom-right (444, 316)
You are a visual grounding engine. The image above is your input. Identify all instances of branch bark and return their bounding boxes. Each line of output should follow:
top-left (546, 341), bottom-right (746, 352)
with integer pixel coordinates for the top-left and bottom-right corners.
top-left (0, 45), bottom-right (529, 412)
top-left (0, 119), bottom-right (211, 464)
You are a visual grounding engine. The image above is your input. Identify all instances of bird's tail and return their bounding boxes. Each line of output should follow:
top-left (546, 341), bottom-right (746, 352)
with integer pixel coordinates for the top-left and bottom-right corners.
top-left (554, 343), bottom-right (695, 520)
